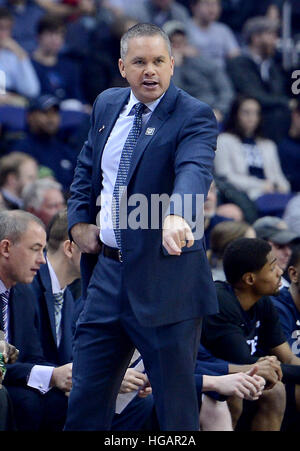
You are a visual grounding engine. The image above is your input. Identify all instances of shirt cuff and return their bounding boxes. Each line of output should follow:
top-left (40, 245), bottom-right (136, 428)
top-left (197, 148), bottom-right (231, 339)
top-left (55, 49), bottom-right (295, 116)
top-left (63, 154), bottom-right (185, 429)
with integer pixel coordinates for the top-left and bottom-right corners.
top-left (27, 365), bottom-right (54, 394)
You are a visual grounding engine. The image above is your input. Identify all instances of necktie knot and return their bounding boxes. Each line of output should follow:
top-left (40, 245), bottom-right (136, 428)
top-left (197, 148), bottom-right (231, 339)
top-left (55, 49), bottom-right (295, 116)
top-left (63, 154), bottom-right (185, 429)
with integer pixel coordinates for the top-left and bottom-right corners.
top-left (54, 291), bottom-right (64, 305)
top-left (133, 102), bottom-right (146, 116)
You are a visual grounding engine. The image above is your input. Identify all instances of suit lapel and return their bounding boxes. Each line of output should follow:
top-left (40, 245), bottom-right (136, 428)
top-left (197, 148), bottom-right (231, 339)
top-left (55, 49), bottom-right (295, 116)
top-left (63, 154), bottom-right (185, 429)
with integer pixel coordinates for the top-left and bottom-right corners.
top-left (59, 289), bottom-right (74, 362)
top-left (126, 83), bottom-right (178, 186)
top-left (94, 90), bottom-right (130, 185)
top-left (39, 265), bottom-right (58, 346)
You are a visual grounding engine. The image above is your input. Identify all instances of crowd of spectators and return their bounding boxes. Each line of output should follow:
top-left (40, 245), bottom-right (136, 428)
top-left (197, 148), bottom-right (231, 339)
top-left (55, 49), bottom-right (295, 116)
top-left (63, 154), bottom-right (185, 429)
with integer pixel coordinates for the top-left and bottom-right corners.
top-left (0, 0), bottom-right (300, 432)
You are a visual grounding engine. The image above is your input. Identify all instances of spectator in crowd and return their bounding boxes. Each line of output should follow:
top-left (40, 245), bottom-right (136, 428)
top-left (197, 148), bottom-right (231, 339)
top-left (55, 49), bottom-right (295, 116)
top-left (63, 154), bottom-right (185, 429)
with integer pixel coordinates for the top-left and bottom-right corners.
top-left (123, 0), bottom-right (191, 28)
top-left (0, 152), bottom-right (38, 210)
top-left (278, 100), bottom-right (300, 193)
top-left (0, 210), bottom-right (73, 430)
top-left (227, 16), bottom-right (292, 142)
top-left (0, 6), bottom-right (40, 104)
top-left (64, 0), bottom-right (99, 59)
top-left (1, 0), bottom-right (45, 53)
top-left (253, 216), bottom-right (300, 287)
top-left (163, 19), bottom-right (234, 122)
top-left (9, 95), bottom-right (80, 190)
top-left (272, 245), bottom-right (300, 357)
top-left (22, 178), bottom-right (65, 227)
top-left (283, 194), bottom-right (300, 237)
top-left (187, 0), bottom-right (240, 69)
top-left (219, 0), bottom-right (283, 35)
top-left (215, 203), bottom-right (244, 222)
top-left (31, 14), bottom-right (85, 104)
top-left (81, 14), bottom-right (137, 105)
top-left (204, 180), bottom-right (231, 250)
top-left (209, 220), bottom-right (256, 281)
top-left (202, 237), bottom-right (300, 430)
top-left (214, 96), bottom-right (291, 216)
top-left (33, 0), bottom-right (82, 20)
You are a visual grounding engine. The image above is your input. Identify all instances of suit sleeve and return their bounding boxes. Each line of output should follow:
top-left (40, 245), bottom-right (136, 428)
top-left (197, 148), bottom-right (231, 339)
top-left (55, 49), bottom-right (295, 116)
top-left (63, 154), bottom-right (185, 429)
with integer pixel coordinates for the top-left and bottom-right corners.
top-left (167, 101), bottom-right (218, 233)
top-left (67, 96), bottom-right (99, 236)
top-left (4, 286), bottom-right (56, 388)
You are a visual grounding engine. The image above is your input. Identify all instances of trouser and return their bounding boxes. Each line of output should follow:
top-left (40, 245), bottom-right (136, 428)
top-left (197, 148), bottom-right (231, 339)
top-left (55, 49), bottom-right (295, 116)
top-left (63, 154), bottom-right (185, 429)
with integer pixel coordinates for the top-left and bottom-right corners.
top-left (65, 252), bottom-right (202, 431)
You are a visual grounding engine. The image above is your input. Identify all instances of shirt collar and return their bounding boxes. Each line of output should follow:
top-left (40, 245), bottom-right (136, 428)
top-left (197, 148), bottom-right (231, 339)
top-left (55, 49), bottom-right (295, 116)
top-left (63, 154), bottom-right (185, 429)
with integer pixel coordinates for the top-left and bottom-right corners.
top-left (124, 90), bottom-right (165, 116)
top-left (46, 257), bottom-right (65, 294)
top-left (0, 279), bottom-right (10, 296)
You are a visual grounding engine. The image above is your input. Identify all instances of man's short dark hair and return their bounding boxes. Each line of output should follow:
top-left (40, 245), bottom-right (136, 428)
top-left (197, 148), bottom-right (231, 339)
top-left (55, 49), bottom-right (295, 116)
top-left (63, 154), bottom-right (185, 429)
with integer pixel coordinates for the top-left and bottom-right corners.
top-left (0, 7), bottom-right (13, 22)
top-left (120, 23), bottom-right (171, 60)
top-left (243, 16), bottom-right (278, 45)
top-left (223, 238), bottom-right (272, 286)
top-left (46, 208), bottom-right (68, 253)
top-left (0, 152), bottom-right (36, 188)
top-left (37, 14), bottom-right (66, 35)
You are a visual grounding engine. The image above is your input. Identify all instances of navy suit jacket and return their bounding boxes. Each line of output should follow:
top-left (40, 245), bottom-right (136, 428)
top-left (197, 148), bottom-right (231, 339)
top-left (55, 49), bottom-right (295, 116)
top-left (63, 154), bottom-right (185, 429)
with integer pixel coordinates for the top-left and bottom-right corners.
top-left (68, 82), bottom-right (219, 327)
top-left (30, 263), bottom-right (75, 366)
top-left (3, 283), bottom-right (51, 387)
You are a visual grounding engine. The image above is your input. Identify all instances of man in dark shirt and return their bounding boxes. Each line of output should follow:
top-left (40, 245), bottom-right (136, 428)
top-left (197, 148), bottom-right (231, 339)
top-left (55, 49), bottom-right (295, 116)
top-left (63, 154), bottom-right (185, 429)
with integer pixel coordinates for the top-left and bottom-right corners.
top-left (202, 237), bottom-right (300, 430)
top-left (271, 245), bottom-right (300, 356)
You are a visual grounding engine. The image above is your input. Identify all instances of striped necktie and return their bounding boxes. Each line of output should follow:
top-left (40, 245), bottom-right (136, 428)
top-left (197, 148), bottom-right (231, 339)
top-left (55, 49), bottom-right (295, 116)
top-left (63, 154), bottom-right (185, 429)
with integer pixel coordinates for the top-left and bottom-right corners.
top-left (112, 102), bottom-right (146, 250)
top-left (53, 291), bottom-right (64, 340)
top-left (0, 290), bottom-right (9, 341)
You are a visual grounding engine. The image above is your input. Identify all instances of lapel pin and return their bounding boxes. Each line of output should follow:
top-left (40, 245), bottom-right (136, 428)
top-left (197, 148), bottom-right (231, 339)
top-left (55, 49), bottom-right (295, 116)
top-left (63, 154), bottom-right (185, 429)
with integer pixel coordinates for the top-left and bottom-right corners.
top-left (98, 125), bottom-right (105, 133)
top-left (145, 127), bottom-right (155, 136)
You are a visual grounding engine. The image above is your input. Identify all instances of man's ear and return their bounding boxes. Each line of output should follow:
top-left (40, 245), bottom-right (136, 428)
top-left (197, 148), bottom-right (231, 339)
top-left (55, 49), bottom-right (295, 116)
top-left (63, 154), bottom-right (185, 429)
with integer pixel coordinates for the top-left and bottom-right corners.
top-left (242, 272), bottom-right (255, 286)
top-left (118, 58), bottom-right (126, 79)
top-left (0, 239), bottom-right (12, 258)
top-left (63, 240), bottom-right (73, 259)
top-left (288, 265), bottom-right (298, 284)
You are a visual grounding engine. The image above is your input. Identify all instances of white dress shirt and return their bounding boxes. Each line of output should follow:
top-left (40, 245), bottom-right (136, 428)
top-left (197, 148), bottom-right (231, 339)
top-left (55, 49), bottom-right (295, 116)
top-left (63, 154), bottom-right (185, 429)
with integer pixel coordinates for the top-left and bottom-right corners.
top-left (99, 90), bottom-right (163, 248)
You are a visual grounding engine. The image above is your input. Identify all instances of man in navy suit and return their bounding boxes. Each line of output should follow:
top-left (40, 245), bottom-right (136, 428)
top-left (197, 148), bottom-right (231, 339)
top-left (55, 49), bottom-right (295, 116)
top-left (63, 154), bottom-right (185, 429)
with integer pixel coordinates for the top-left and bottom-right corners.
top-left (0, 210), bottom-right (73, 430)
top-left (31, 208), bottom-right (81, 367)
top-left (65, 23), bottom-right (219, 431)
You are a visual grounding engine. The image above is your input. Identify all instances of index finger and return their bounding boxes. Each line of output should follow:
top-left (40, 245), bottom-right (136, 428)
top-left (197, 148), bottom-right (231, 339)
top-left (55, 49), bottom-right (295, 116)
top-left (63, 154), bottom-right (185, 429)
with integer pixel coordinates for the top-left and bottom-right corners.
top-left (185, 226), bottom-right (194, 248)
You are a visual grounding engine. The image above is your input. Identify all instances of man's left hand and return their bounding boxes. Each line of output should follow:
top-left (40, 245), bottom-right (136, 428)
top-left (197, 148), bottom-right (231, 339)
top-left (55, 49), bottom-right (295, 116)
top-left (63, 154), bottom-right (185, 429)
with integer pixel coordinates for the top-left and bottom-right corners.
top-left (163, 215), bottom-right (194, 256)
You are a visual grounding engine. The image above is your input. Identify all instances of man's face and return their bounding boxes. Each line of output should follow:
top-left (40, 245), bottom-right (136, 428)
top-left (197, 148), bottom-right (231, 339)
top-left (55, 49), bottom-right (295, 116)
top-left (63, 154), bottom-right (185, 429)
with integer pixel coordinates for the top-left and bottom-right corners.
top-left (118, 35), bottom-right (174, 104)
top-left (288, 259), bottom-right (300, 293)
top-left (0, 18), bottom-right (12, 44)
top-left (28, 108), bottom-right (60, 136)
top-left (170, 32), bottom-right (187, 53)
top-left (152, 0), bottom-right (172, 10)
top-left (253, 251), bottom-right (283, 297)
top-left (253, 31), bottom-right (277, 58)
top-left (17, 160), bottom-right (38, 196)
top-left (269, 241), bottom-right (292, 272)
top-left (34, 189), bottom-right (65, 226)
top-left (192, 0), bottom-right (221, 24)
top-left (38, 29), bottom-right (65, 55)
top-left (4, 222), bottom-right (46, 285)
